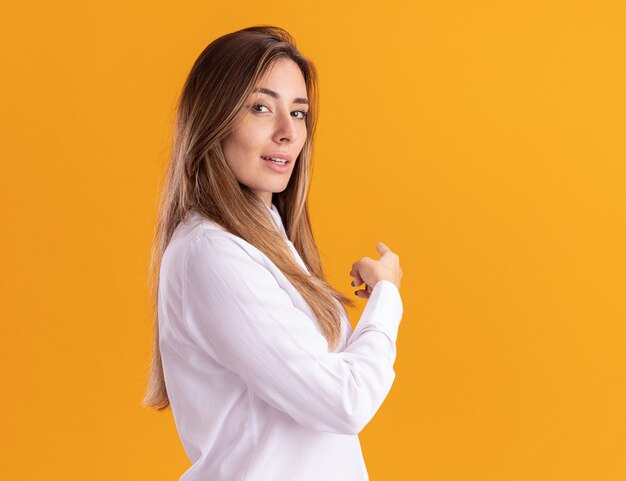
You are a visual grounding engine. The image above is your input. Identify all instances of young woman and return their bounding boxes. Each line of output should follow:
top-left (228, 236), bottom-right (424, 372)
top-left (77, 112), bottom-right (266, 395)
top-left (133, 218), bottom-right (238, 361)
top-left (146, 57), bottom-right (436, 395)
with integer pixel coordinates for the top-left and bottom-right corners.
top-left (143, 25), bottom-right (404, 480)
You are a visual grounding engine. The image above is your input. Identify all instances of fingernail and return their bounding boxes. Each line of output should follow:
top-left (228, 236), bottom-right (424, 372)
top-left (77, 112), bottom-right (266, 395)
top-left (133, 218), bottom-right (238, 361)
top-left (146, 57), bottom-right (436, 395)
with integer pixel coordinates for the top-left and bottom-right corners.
top-left (351, 280), bottom-right (355, 286)
top-left (354, 290), bottom-right (359, 296)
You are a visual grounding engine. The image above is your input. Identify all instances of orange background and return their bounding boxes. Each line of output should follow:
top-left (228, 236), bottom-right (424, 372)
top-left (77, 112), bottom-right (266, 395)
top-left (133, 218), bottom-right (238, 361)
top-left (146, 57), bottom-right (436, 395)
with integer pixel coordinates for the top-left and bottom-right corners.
top-left (1, 1), bottom-right (625, 480)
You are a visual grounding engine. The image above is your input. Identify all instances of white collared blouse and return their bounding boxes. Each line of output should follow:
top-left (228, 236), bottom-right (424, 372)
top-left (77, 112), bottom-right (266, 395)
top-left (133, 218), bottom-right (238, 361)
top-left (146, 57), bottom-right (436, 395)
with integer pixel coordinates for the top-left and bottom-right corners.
top-left (157, 204), bottom-right (403, 481)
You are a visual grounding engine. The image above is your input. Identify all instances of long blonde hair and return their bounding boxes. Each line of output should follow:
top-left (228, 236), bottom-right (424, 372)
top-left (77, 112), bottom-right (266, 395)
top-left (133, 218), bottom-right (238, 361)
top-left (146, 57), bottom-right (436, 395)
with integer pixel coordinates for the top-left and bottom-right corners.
top-left (143, 25), bottom-right (355, 410)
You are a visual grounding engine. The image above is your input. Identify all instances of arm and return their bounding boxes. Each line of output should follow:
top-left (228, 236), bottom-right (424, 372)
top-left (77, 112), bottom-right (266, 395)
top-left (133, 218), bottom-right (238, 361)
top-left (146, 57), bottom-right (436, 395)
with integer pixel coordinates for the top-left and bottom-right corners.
top-left (181, 231), bottom-right (403, 435)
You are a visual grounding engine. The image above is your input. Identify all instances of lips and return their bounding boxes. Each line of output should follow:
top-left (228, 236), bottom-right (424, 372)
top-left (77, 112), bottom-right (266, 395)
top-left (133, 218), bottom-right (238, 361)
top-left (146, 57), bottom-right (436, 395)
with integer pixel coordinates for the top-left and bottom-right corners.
top-left (262, 156), bottom-right (291, 173)
top-left (260, 152), bottom-right (292, 162)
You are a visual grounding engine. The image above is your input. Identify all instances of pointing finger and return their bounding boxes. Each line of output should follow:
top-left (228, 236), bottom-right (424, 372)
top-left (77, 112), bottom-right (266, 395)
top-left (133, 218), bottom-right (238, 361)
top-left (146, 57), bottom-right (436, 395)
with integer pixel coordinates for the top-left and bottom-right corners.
top-left (376, 241), bottom-right (391, 256)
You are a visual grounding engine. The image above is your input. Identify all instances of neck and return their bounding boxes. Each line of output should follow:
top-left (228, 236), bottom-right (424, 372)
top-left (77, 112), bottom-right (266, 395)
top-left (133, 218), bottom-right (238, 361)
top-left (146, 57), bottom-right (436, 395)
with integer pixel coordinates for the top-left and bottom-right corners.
top-left (254, 191), bottom-right (273, 210)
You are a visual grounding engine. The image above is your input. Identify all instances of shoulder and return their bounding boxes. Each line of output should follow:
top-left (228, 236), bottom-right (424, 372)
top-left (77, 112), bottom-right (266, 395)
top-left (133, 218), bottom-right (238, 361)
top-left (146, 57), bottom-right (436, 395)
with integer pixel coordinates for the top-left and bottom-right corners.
top-left (176, 212), bottom-right (264, 265)
top-left (165, 211), bottom-right (301, 296)
top-left (176, 218), bottom-right (290, 303)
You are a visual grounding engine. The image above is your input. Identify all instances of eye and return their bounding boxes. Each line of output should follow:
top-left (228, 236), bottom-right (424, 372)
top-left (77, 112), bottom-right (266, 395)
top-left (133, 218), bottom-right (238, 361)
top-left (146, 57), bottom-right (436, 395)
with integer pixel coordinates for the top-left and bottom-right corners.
top-left (250, 103), bottom-right (308, 119)
top-left (292, 110), bottom-right (308, 120)
top-left (251, 103), bottom-right (270, 113)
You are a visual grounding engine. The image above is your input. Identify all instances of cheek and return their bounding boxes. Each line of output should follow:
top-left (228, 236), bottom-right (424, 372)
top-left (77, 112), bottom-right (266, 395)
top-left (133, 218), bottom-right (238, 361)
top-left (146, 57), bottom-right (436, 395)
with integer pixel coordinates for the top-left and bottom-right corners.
top-left (221, 137), bottom-right (237, 169)
top-left (298, 126), bottom-right (308, 149)
top-left (223, 132), bottom-right (251, 167)
top-left (231, 125), bottom-right (265, 155)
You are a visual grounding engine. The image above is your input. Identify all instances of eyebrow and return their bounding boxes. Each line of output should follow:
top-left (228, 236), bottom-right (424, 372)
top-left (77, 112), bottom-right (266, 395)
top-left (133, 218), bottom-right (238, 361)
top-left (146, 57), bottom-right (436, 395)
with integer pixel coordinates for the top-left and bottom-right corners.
top-left (252, 87), bottom-right (309, 105)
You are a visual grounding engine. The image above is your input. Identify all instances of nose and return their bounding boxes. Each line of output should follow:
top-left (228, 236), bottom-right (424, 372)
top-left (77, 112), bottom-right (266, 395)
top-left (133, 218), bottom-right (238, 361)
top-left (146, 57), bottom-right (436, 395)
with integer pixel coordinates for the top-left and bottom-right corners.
top-left (272, 110), bottom-right (299, 144)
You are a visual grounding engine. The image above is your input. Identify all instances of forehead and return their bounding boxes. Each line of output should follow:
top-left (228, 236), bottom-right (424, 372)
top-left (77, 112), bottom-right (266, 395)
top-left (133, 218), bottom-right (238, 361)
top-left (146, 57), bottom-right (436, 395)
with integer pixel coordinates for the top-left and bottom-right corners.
top-left (255, 58), bottom-right (307, 94)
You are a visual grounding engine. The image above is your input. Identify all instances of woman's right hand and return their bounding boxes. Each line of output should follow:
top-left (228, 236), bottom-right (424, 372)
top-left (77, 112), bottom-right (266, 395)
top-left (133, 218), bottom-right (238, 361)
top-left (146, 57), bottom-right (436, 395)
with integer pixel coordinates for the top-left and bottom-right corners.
top-left (350, 242), bottom-right (403, 299)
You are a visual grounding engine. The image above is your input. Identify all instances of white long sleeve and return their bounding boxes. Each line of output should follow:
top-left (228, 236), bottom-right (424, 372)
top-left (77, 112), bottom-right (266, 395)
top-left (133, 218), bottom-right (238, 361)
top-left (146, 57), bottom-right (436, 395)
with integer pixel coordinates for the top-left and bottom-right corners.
top-left (157, 205), bottom-right (403, 481)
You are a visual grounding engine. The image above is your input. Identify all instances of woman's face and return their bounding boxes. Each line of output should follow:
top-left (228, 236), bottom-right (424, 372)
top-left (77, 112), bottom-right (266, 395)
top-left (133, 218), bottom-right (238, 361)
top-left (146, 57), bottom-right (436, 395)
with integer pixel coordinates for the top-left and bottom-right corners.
top-left (222, 58), bottom-right (309, 208)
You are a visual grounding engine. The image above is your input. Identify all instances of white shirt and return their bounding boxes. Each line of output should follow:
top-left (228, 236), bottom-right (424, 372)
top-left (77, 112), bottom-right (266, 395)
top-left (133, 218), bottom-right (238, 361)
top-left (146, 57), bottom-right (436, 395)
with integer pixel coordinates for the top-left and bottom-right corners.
top-left (158, 203), bottom-right (403, 481)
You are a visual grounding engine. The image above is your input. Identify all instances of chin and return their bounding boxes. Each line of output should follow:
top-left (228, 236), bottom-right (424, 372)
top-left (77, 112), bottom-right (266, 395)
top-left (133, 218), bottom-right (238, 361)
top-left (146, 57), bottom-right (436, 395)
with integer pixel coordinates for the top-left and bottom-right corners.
top-left (271, 184), bottom-right (290, 194)
top-left (268, 179), bottom-right (291, 191)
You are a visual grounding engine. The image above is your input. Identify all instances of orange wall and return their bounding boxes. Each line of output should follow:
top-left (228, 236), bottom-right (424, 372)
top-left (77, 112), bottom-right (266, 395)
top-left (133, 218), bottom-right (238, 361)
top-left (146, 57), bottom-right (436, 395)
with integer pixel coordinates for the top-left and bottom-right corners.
top-left (1, 1), bottom-right (625, 480)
